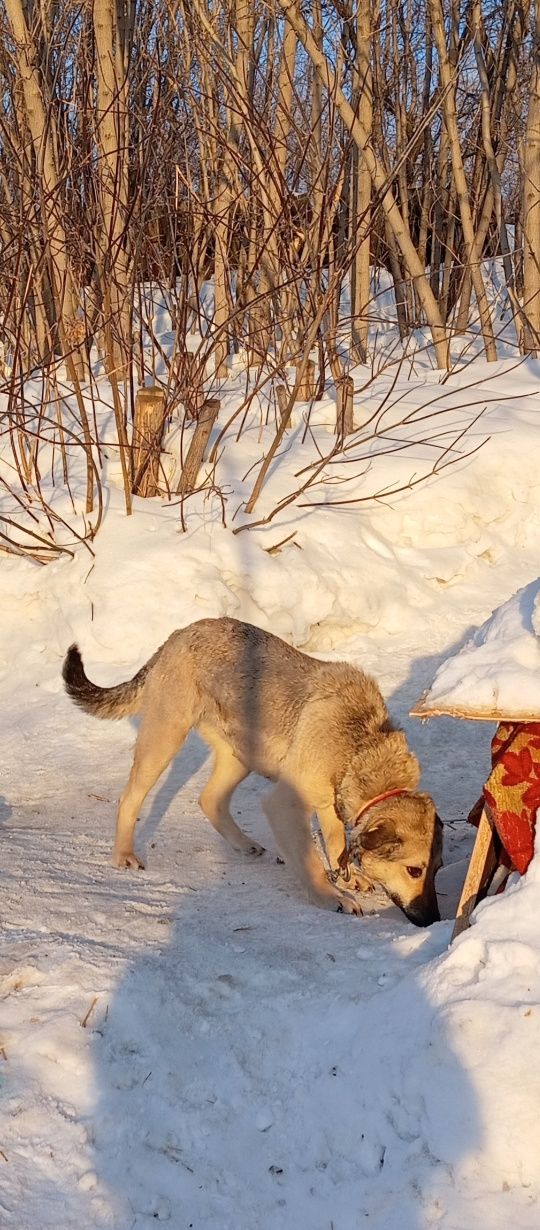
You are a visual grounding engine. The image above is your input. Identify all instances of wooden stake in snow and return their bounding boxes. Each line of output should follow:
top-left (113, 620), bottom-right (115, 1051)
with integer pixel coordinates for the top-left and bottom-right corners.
top-left (295, 358), bottom-right (316, 401)
top-left (247, 302), bottom-right (272, 368)
top-left (336, 376), bottom-right (354, 438)
top-left (178, 399), bottom-right (220, 495)
top-left (276, 384), bottom-right (291, 426)
top-left (132, 387), bottom-right (166, 498)
top-left (182, 353), bottom-right (205, 420)
top-left (452, 807), bottom-right (498, 940)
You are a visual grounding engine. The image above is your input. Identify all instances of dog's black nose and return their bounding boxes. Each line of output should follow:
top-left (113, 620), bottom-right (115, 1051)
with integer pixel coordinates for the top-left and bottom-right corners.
top-left (405, 903), bottom-right (440, 927)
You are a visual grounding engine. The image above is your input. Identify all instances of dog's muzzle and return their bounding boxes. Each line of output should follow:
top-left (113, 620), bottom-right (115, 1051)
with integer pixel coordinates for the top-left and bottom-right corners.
top-left (397, 893), bottom-right (441, 928)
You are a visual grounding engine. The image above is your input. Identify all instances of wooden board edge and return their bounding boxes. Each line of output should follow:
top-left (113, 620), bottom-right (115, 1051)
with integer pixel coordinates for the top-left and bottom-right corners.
top-left (451, 808), bottom-right (498, 941)
top-left (410, 696), bottom-right (540, 723)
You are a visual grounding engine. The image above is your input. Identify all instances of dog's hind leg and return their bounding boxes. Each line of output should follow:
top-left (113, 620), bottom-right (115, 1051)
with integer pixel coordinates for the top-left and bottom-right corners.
top-left (198, 741), bottom-right (265, 856)
top-left (113, 712), bottom-right (190, 869)
top-left (263, 782), bottom-right (361, 915)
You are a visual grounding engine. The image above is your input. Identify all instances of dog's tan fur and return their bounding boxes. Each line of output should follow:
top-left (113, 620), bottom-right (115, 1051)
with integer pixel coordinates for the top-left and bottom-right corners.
top-left (63, 617), bottom-right (442, 925)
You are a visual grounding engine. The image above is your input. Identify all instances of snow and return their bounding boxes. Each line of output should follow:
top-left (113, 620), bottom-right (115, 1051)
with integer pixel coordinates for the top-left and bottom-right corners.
top-left (2, 315), bottom-right (540, 1226)
top-left (415, 578), bottom-right (540, 718)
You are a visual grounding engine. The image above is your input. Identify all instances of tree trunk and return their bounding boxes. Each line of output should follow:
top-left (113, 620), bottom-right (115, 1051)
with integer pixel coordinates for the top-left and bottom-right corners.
top-left (275, 20), bottom-right (296, 182)
top-left (350, 0), bottom-right (372, 363)
top-left (523, 1), bottom-right (540, 353)
top-left (429, 0), bottom-right (497, 360)
top-left (93, 0), bottom-right (131, 379)
top-left (4, 0), bottom-right (86, 380)
top-left (277, 0), bottom-right (449, 369)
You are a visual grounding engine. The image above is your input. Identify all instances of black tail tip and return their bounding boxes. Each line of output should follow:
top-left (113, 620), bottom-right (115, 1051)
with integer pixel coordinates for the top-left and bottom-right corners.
top-left (62, 643), bottom-right (85, 689)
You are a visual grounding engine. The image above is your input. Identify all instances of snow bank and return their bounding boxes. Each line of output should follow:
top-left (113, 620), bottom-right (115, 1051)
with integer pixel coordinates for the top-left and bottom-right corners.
top-left (417, 578), bottom-right (540, 717)
top-left (3, 361), bottom-right (540, 673)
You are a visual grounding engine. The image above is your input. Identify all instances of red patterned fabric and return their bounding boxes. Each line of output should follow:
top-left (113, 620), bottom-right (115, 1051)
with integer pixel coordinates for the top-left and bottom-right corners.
top-left (468, 722), bottom-right (540, 874)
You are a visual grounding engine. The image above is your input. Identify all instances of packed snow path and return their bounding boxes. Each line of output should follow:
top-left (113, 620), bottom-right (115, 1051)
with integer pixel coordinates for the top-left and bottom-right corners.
top-left (2, 650), bottom-right (540, 1230)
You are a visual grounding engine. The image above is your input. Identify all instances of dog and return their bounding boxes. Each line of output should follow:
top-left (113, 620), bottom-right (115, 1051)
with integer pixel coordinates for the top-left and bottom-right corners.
top-left (62, 616), bottom-right (443, 925)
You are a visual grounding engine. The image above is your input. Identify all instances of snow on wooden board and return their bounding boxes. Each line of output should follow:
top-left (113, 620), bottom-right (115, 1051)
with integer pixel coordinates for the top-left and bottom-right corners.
top-left (411, 578), bottom-right (540, 722)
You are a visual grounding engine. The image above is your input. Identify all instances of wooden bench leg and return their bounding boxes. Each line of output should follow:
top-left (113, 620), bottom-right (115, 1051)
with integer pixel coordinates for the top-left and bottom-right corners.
top-left (452, 807), bottom-right (498, 941)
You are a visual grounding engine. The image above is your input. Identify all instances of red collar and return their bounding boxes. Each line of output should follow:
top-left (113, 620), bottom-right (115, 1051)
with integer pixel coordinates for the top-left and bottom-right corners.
top-left (351, 788), bottom-right (412, 829)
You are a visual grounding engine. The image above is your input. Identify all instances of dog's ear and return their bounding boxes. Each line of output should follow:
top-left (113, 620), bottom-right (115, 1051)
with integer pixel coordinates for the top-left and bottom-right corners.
top-left (359, 818), bottom-right (403, 857)
top-left (434, 813), bottom-right (444, 860)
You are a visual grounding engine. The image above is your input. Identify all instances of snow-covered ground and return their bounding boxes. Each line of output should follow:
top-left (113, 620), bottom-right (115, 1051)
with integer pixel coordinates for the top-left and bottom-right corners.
top-left (2, 316), bottom-right (540, 1227)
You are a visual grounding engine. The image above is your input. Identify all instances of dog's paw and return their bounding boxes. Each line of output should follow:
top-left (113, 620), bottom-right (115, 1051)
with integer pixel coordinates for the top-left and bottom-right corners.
top-left (335, 894), bottom-right (363, 916)
top-left (113, 849), bottom-right (145, 870)
top-left (246, 841), bottom-right (265, 857)
top-left (310, 885), bottom-right (363, 915)
top-left (235, 837), bottom-right (265, 857)
top-left (349, 872), bottom-right (374, 894)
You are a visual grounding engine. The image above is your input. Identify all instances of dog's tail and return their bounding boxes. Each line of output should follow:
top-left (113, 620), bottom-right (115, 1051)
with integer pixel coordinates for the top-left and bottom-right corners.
top-left (62, 644), bottom-right (156, 720)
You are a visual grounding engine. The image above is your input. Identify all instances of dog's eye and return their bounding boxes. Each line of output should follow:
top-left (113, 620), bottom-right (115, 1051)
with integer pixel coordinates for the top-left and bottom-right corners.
top-left (406, 866), bottom-right (423, 879)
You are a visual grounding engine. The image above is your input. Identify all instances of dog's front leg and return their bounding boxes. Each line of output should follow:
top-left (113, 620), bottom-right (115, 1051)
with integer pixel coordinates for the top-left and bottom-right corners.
top-left (316, 802), bottom-right (347, 875)
top-left (317, 805), bottom-right (375, 897)
top-left (263, 782), bottom-right (361, 915)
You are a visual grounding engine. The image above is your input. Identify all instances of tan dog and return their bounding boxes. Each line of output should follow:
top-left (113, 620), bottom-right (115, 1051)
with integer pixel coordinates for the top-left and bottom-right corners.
top-left (62, 617), bottom-right (442, 924)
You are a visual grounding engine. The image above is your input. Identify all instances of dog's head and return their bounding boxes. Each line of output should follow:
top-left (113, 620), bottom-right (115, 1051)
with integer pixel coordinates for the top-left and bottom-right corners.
top-left (349, 793), bottom-right (443, 927)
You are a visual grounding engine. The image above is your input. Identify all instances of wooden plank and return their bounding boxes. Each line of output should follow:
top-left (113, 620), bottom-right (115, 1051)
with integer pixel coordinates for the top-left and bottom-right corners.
top-left (410, 691), bottom-right (540, 723)
top-left (452, 807), bottom-right (498, 940)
